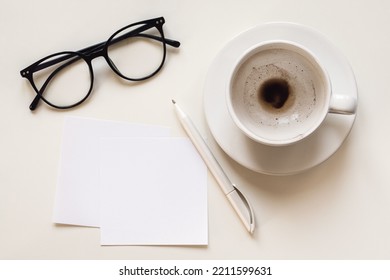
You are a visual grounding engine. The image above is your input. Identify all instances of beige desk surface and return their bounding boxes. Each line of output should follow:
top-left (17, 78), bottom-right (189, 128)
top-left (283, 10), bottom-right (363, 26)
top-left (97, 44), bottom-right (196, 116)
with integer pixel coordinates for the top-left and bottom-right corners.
top-left (1, 0), bottom-right (390, 259)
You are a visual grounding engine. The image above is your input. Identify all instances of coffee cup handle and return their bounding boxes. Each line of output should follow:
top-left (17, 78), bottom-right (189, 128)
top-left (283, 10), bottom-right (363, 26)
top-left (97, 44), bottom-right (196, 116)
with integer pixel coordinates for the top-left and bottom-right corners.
top-left (329, 94), bottom-right (357, 115)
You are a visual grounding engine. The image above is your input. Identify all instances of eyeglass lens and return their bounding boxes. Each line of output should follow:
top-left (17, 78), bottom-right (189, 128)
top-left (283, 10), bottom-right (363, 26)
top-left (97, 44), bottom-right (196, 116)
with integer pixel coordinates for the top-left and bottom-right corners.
top-left (32, 52), bottom-right (92, 108)
top-left (107, 23), bottom-right (165, 80)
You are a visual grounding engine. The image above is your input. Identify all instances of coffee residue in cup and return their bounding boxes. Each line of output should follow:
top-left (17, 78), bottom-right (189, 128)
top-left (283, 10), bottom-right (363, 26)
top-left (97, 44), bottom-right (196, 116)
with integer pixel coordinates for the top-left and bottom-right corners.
top-left (237, 48), bottom-right (319, 130)
top-left (259, 78), bottom-right (290, 109)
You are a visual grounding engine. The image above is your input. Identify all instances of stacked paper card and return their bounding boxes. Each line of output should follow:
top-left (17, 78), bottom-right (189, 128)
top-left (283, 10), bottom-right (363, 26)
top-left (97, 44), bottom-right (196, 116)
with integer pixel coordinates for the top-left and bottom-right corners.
top-left (53, 116), bottom-right (208, 245)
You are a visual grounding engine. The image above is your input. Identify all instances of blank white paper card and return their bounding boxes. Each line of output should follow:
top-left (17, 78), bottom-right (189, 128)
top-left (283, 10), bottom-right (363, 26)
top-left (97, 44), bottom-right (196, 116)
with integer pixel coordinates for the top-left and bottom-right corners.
top-left (53, 116), bottom-right (170, 227)
top-left (99, 137), bottom-right (208, 245)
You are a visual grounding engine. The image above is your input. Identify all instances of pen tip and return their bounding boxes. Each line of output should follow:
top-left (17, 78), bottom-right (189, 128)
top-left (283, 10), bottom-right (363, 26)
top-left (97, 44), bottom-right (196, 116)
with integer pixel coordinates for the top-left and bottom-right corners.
top-left (171, 99), bottom-right (176, 104)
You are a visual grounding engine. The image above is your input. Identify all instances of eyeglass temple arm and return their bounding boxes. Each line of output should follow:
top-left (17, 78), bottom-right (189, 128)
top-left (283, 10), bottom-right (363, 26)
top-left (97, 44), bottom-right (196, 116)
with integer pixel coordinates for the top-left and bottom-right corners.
top-left (32, 34), bottom-right (179, 74)
top-left (134, 34), bottom-right (180, 47)
top-left (79, 33), bottom-right (179, 58)
top-left (106, 20), bottom-right (180, 48)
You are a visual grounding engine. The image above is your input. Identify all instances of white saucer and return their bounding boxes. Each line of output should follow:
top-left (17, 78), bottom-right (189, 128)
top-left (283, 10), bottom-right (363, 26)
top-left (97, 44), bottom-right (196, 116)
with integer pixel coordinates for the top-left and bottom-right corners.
top-left (203, 22), bottom-right (357, 175)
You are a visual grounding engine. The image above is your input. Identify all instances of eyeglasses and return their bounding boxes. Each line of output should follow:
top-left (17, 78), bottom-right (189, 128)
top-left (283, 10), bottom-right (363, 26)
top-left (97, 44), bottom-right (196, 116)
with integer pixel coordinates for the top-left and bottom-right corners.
top-left (20, 17), bottom-right (180, 110)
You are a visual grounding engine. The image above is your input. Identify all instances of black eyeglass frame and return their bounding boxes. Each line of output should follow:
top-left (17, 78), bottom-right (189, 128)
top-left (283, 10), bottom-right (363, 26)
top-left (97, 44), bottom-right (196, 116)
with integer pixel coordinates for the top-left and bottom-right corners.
top-left (20, 17), bottom-right (180, 110)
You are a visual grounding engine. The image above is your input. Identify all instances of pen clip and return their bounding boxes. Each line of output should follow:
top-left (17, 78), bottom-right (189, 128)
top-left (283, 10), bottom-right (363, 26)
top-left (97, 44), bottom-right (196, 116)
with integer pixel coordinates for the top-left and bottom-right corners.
top-left (231, 184), bottom-right (255, 234)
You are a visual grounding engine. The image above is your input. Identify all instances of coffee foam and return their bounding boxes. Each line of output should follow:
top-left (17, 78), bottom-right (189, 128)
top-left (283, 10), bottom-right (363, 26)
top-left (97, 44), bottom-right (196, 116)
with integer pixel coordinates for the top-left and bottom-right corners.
top-left (230, 45), bottom-right (328, 144)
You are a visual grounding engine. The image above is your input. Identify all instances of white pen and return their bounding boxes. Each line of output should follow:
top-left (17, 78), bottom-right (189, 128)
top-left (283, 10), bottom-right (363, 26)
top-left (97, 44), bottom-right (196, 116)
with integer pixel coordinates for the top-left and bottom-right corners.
top-left (172, 100), bottom-right (255, 234)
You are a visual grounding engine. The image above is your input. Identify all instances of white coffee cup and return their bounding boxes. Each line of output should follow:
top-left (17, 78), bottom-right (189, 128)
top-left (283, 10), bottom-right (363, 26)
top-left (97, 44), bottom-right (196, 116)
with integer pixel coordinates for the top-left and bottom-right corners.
top-left (227, 40), bottom-right (357, 146)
